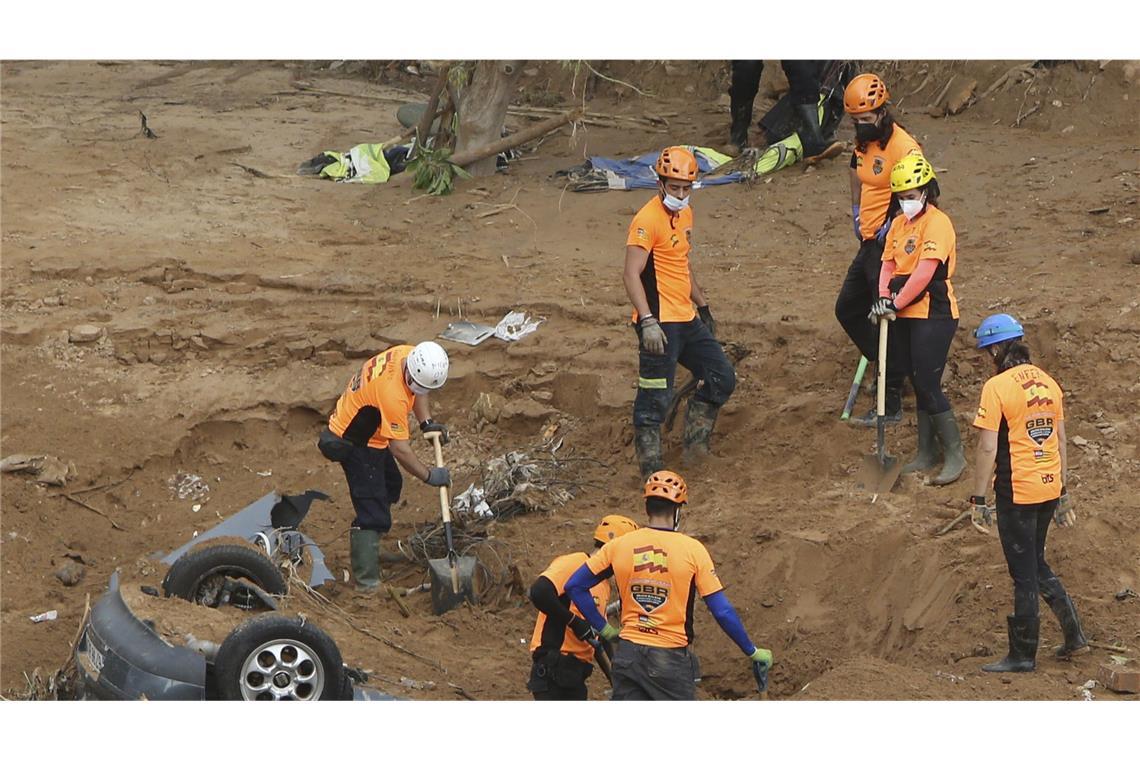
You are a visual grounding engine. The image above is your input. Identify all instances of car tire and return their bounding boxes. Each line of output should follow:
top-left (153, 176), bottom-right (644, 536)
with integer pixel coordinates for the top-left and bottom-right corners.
top-left (162, 544), bottom-right (287, 607)
top-left (213, 614), bottom-right (348, 701)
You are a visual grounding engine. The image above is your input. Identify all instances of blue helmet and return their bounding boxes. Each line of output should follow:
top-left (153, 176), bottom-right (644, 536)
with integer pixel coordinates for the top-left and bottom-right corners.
top-left (974, 313), bottom-right (1024, 349)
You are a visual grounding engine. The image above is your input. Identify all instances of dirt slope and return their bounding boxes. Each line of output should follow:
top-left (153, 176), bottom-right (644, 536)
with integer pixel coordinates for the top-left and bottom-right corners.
top-left (1, 60), bottom-right (1138, 700)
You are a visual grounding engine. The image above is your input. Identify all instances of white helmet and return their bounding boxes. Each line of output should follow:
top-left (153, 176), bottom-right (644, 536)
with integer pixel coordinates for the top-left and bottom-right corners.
top-left (406, 341), bottom-right (449, 392)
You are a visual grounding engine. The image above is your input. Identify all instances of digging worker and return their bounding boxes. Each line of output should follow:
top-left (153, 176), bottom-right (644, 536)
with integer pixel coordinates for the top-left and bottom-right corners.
top-left (316, 341), bottom-right (451, 593)
top-left (526, 514), bottom-right (641, 700)
top-left (869, 154), bottom-right (964, 485)
top-left (564, 471), bottom-right (773, 700)
top-left (724, 60), bottom-right (845, 163)
top-left (836, 73), bottom-right (922, 426)
top-left (968, 314), bottom-right (1088, 674)
top-left (624, 146), bottom-right (735, 478)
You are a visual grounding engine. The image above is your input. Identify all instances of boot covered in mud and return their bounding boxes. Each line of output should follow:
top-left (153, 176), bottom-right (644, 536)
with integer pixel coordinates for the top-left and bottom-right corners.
top-left (930, 410), bottom-right (965, 485)
top-left (725, 101), bottom-right (753, 157)
top-left (634, 425), bottom-right (664, 480)
top-left (682, 398), bottom-right (719, 465)
top-left (794, 103), bottom-right (844, 163)
top-left (901, 410), bottom-right (941, 474)
top-left (982, 615), bottom-right (1039, 673)
top-left (850, 382), bottom-right (902, 428)
top-left (1043, 589), bottom-right (1090, 658)
top-left (349, 528), bottom-right (381, 593)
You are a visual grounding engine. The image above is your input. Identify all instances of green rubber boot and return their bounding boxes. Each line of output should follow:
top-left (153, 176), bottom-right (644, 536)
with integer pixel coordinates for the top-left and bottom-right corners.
top-left (901, 411), bottom-right (941, 474)
top-left (634, 425), bottom-right (664, 479)
top-left (349, 528), bottom-right (381, 593)
top-left (930, 410), bottom-right (966, 485)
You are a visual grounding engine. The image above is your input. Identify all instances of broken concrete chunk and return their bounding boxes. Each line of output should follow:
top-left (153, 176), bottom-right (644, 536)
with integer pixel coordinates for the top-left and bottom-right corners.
top-left (69, 324), bottom-right (104, 343)
top-left (55, 560), bottom-right (86, 587)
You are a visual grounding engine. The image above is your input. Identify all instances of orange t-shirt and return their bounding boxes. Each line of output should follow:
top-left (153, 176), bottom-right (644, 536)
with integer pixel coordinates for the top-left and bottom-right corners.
top-left (626, 196), bottom-right (696, 324)
top-left (529, 552), bottom-right (612, 664)
top-left (586, 527), bottom-right (723, 649)
top-left (327, 345), bottom-right (414, 449)
top-left (973, 364), bottom-right (1065, 504)
top-left (854, 124), bottom-right (921, 239)
top-left (881, 205), bottom-right (959, 319)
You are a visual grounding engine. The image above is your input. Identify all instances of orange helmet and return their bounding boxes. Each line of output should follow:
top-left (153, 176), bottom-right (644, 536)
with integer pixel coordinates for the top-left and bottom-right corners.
top-left (844, 73), bottom-right (889, 114)
top-left (655, 146), bottom-right (698, 182)
top-left (594, 514), bottom-right (640, 544)
top-left (644, 470), bottom-right (688, 505)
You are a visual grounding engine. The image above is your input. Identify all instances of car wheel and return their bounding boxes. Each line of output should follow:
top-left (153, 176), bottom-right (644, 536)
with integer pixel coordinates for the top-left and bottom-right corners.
top-left (213, 615), bottom-right (347, 701)
top-left (162, 544), bottom-right (287, 608)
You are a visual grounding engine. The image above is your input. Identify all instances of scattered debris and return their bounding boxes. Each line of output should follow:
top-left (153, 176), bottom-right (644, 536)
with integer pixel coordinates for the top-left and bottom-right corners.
top-left (1, 453), bottom-right (76, 487)
top-left (1071, 436), bottom-right (1089, 447)
top-left (494, 311), bottom-right (544, 342)
top-left (168, 472), bottom-right (210, 502)
top-left (452, 484), bottom-right (493, 519)
top-left (398, 676), bottom-right (436, 691)
top-left (138, 111), bottom-right (158, 139)
top-left (69, 324), bottom-right (105, 343)
top-left (1115, 587), bottom-right (1137, 601)
top-left (1088, 207), bottom-right (1110, 214)
top-left (55, 560), bottom-right (86, 587)
top-left (30, 610), bottom-right (59, 623)
top-left (439, 320), bottom-right (496, 346)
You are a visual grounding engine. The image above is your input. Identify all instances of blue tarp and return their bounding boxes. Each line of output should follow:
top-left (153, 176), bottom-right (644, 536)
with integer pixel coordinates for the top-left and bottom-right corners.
top-left (585, 148), bottom-right (744, 190)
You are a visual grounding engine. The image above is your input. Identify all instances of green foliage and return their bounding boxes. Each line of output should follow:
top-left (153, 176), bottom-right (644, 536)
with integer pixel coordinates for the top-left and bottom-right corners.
top-left (407, 141), bottom-right (470, 196)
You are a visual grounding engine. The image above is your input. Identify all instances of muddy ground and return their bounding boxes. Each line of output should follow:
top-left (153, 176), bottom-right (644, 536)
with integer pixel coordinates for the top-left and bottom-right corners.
top-left (1, 60), bottom-right (1138, 701)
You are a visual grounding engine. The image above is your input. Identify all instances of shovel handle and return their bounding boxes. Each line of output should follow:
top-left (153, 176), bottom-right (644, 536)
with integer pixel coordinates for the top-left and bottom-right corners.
top-left (840, 355), bottom-right (869, 420)
top-left (595, 647), bottom-right (613, 685)
top-left (425, 431), bottom-right (461, 594)
top-left (876, 319), bottom-right (889, 417)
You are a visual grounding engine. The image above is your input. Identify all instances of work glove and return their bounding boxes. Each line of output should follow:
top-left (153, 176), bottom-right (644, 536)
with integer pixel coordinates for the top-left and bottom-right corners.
top-left (419, 419), bottom-right (449, 444)
top-left (852, 205), bottom-right (862, 241)
top-left (1054, 489), bottom-right (1077, 527)
top-left (969, 495), bottom-right (994, 535)
top-left (425, 466), bottom-right (451, 488)
top-left (568, 617), bottom-right (601, 649)
top-left (637, 315), bottom-right (668, 356)
top-left (874, 213), bottom-right (893, 244)
top-left (750, 647), bottom-right (773, 693)
top-left (599, 623), bottom-right (620, 642)
top-left (697, 305), bottom-right (717, 338)
top-left (867, 296), bottom-right (897, 325)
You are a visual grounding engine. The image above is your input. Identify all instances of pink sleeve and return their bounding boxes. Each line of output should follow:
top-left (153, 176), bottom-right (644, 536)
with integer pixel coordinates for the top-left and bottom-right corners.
top-left (878, 260), bottom-right (897, 298)
top-left (893, 258), bottom-right (938, 309)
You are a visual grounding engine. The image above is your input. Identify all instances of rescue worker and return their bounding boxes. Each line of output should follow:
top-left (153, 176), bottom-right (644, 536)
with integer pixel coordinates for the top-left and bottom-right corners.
top-left (624, 147), bottom-right (736, 477)
top-left (725, 60), bottom-right (844, 162)
top-left (869, 154), bottom-right (964, 485)
top-left (316, 341), bottom-right (451, 592)
top-left (968, 314), bottom-right (1088, 673)
top-left (835, 73), bottom-right (922, 426)
top-left (564, 471), bottom-right (773, 700)
top-left (526, 514), bottom-right (641, 700)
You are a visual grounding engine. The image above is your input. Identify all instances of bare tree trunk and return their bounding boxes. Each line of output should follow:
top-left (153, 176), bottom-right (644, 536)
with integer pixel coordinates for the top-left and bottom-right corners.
top-left (455, 60), bottom-right (524, 177)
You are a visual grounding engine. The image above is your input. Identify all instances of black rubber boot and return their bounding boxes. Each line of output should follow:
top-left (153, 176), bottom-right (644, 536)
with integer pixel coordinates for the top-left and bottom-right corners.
top-left (726, 101), bottom-right (754, 156)
top-left (901, 411), bottom-right (941, 474)
top-left (682, 398), bottom-right (719, 465)
top-left (930, 410), bottom-right (965, 485)
top-left (349, 528), bottom-right (381, 593)
top-left (850, 383), bottom-right (902, 428)
top-left (982, 615), bottom-right (1039, 673)
top-left (634, 425), bottom-right (664, 479)
top-left (794, 103), bottom-right (844, 162)
top-left (1044, 591), bottom-right (1090, 658)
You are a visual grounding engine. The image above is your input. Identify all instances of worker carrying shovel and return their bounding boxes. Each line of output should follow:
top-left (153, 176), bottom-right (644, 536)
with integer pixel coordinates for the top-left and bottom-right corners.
top-left (565, 471), bottom-right (772, 700)
top-left (624, 146), bottom-right (736, 477)
top-left (316, 342), bottom-right (451, 593)
top-left (526, 515), bottom-right (640, 700)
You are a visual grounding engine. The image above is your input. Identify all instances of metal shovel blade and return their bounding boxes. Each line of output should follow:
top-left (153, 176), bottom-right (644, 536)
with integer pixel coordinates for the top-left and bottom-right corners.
top-left (860, 451), bottom-right (902, 494)
top-left (428, 556), bottom-right (477, 614)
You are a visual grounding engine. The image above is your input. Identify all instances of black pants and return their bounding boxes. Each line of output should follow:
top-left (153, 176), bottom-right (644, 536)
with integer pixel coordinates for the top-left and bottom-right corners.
top-left (339, 445), bottom-right (403, 534)
top-left (527, 651), bottom-right (593, 701)
top-left (730, 61), bottom-right (827, 139)
top-left (996, 497), bottom-right (1069, 619)
top-left (633, 317), bottom-right (736, 428)
top-left (886, 318), bottom-right (957, 414)
top-left (611, 641), bottom-right (700, 701)
top-left (834, 238), bottom-right (898, 375)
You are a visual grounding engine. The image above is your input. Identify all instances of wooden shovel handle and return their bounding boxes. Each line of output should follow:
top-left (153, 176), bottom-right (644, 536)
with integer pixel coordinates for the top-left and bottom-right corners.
top-left (425, 431), bottom-right (450, 522)
top-left (876, 319), bottom-right (889, 416)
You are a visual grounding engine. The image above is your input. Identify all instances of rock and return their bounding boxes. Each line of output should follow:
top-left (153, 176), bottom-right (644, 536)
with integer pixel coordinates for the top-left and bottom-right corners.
top-left (1072, 436), bottom-right (1090, 447)
top-left (55, 560), bottom-right (86, 587)
top-left (531, 390), bottom-right (554, 403)
top-left (471, 392), bottom-right (506, 427)
top-left (500, 398), bottom-right (557, 422)
top-left (946, 78), bottom-right (977, 115)
top-left (928, 104), bottom-right (946, 118)
top-left (166, 278), bottom-right (207, 293)
top-left (142, 295), bottom-right (157, 305)
top-left (313, 350), bottom-right (344, 366)
top-left (43, 295), bottom-right (61, 307)
top-left (1131, 250), bottom-right (1140, 265)
top-left (69, 324), bottom-right (104, 343)
top-left (1000, 676), bottom-right (1012, 684)
top-left (189, 336), bottom-right (209, 350)
top-left (286, 341), bottom-right (314, 360)
top-left (223, 282), bottom-right (256, 295)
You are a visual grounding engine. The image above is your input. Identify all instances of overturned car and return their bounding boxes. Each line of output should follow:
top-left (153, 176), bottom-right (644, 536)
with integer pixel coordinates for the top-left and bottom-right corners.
top-left (74, 490), bottom-right (392, 701)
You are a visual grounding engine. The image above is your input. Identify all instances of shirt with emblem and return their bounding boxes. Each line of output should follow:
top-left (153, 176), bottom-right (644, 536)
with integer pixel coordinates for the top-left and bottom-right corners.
top-left (327, 345), bottom-right (414, 449)
top-left (626, 196), bottom-right (696, 324)
top-left (881, 204), bottom-right (959, 319)
top-left (853, 124), bottom-right (921, 239)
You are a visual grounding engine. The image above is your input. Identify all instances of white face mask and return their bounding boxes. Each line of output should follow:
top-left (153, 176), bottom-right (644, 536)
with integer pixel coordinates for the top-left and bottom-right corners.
top-left (661, 192), bottom-right (690, 213)
top-left (900, 195), bottom-right (926, 221)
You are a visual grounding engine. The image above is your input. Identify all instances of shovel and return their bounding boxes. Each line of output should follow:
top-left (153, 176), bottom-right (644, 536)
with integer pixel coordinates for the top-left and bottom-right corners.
top-left (424, 431), bottom-right (476, 614)
top-left (860, 318), bottom-right (902, 493)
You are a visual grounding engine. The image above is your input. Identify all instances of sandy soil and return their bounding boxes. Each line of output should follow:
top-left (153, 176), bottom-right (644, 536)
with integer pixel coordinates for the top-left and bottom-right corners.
top-left (2, 60), bottom-right (1138, 701)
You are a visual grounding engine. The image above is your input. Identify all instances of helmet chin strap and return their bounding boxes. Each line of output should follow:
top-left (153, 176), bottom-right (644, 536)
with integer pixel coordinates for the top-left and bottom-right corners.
top-left (672, 508), bottom-right (682, 532)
